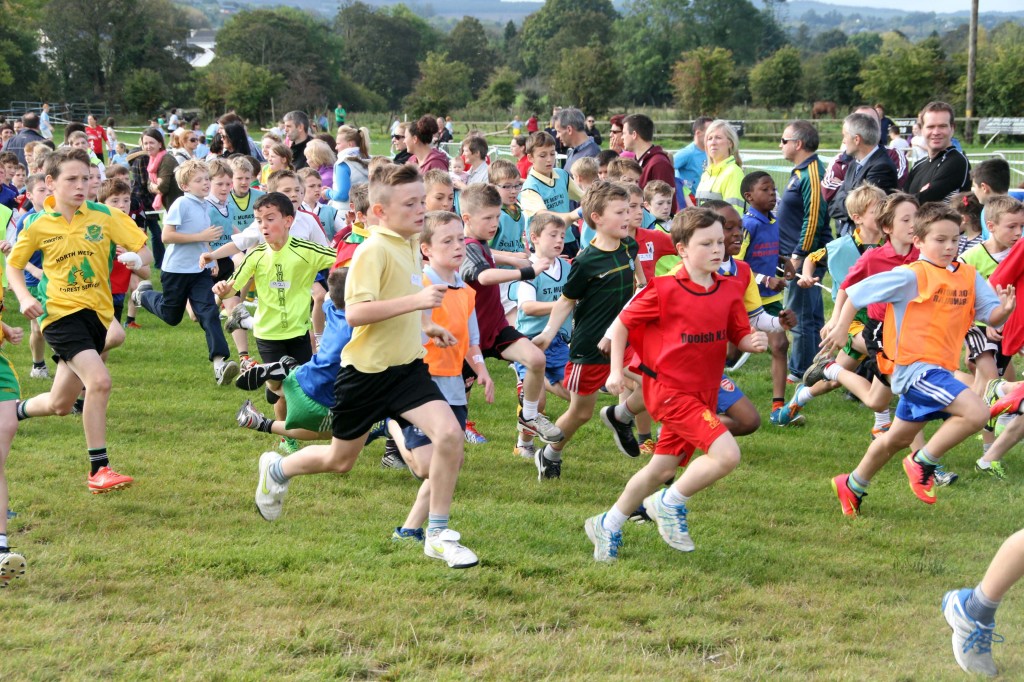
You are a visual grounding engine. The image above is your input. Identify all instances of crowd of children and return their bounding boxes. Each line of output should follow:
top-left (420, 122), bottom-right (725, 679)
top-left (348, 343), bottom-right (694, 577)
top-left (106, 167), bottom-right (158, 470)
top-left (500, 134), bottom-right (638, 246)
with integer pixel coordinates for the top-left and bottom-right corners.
top-left (5, 109), bottom-right (1024, 680)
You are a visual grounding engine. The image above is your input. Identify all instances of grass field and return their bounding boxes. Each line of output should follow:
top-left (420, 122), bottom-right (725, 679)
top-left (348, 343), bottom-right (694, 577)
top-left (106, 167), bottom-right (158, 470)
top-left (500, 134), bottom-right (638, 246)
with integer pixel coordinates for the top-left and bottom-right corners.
top-left (1, 283), bottom-right (1022, 680)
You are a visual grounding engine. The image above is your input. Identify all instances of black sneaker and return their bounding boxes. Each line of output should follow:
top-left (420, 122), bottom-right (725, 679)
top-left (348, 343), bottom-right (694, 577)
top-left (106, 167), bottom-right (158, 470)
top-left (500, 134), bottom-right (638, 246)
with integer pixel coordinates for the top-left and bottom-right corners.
top-left (600, 406), bottom-right (640, 458)
top-left (534, 447), bottom-right (561, 480)
top-left (628, 503), bottom-right (652, 524)
top-left (380, 438), bottom-right (408, 470)
top-left (236, 357), bottom-right (294, 391)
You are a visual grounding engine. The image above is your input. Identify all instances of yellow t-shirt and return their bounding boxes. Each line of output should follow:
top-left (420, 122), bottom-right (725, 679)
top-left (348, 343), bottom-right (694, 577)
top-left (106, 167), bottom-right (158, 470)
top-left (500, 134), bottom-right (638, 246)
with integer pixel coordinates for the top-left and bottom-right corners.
top-left (8, 197), bottom-right (147, 330)
top-left (341, 225), bottom-right (426, 373)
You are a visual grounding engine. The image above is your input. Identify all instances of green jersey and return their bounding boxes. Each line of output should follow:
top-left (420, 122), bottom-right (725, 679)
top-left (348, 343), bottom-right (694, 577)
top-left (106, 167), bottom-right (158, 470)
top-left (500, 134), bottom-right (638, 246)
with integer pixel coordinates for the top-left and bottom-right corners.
top-left (562, 237), bottom-right (639, 364)
top-left (228, 236), bottom-right (335, 340)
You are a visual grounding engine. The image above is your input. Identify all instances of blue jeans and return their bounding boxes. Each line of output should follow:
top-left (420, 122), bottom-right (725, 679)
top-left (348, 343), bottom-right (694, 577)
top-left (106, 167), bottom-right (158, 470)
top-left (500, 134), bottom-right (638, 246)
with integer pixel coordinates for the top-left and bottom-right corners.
top-left (140, 270), bottom-right (230, 361)
top-left (784, 267), bottom-right (825, 378)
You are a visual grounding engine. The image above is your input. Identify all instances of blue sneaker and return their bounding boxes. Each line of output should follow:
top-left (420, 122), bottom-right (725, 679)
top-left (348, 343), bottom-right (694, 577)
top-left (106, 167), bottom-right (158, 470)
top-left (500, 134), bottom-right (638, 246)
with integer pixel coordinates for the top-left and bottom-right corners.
top-left (643, 490), bottom-right (695, 552)
top-left (6, 508), bottom-right (16, 520)
top-left (775, 387), bottom-right (807, 427)
top-left (365, 419), bottom-right (388, 445)
top-left (943, 588), bottom-right (1003, 677)
top-left (584, 513), bottom-right (623, 562)
top-left (391, 527), bottom-right (425, 543)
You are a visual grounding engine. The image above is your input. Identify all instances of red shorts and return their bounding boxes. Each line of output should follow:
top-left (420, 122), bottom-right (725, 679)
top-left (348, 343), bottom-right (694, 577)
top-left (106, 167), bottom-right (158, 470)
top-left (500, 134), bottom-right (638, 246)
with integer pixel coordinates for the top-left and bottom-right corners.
top-left (623, 347), bottom-right (640, 374)
top-left (648, 386), bottom-right (727, 466)
top-left (563, 361), bottom-right (610, 396)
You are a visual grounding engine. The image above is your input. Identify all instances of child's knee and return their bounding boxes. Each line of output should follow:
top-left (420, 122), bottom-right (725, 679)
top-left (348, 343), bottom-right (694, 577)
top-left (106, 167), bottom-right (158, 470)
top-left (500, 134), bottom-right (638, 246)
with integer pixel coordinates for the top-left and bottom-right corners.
top-left (522, 344), bottom-right (546, 371)
top-left (711, 446), bottom-right (741, 472)
top-left (85, 373), bottom-right (112, 395)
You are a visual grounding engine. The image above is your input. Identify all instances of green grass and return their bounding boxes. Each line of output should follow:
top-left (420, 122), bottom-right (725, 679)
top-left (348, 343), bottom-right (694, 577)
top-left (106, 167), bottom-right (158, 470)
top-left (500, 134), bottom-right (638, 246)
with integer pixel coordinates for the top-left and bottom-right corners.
top-left (1, 288), bottom-right (1021, 679)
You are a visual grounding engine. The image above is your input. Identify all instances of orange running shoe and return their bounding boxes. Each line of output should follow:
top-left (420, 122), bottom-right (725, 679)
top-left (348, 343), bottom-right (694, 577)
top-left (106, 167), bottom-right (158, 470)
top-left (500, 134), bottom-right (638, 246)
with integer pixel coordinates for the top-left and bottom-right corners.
top-left (88, 466), bottom-right (134, 494)
top-left (903, 453), bottom-right (937, 504)
top-left (871, 423), bottom-right (891, 440)
top-left (990, 383), bottom-right (1024, 420)
top-left (832, 474), bottom-right (864, 516)
top-left (639, 438), bottom-right (656, 456)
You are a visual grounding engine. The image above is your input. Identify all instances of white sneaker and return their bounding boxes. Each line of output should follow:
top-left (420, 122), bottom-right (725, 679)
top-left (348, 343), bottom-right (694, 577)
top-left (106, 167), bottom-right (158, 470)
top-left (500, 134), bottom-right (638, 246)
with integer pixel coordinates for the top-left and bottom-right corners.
top-left (943, 588), bottom-right (1001, 677)
top-left (255, 451), bottom-right (288, 521)
top-left (584, 513), bottom-right (623, 562)
top-left (643, 489), bottom-right (695, 552)
top-left (424, 528), bottom-right (478, 569)
top-left (215, 360), bottom-right (240, 386)
top-left (0, 549), bottom-right (27, 587)
top-left (29, 365), bottom-right (50, 379)
top-left (131, 280), bottom-right (153, 308)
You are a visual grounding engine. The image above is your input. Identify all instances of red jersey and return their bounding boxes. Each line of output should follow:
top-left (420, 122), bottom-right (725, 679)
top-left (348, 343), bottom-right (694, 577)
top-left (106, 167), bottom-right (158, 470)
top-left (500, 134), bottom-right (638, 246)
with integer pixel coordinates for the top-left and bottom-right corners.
top-left (990, 241), bottom-right (1024, 354)
top-left (85, 125), bottom-right (106, 157)
top-left (619, 267), bottom-right (750, 393)
top-left (517, 155), bottom-right (532, 179)
top-left (109, 260), bottom-right (131, 295)
top-left (633, 227), bottom-right (676, 283)
top-left (840, 242), bottom-right (920, 321)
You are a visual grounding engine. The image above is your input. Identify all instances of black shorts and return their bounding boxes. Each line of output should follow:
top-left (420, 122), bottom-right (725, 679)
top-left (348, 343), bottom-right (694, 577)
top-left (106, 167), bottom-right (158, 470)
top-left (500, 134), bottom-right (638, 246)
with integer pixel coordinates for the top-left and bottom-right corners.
top-left (213, 257), bottom-right (235, 284)
top-left (483, 324), bottom-right (525, 359)
top-left (256, 334), bottom-right (314, 366)
top-left (44, 309), bottom-right (107, 363)
top-left (861, 318), bottom-right (891, 388)
top-left (331, 359), bottom-right (444, 441)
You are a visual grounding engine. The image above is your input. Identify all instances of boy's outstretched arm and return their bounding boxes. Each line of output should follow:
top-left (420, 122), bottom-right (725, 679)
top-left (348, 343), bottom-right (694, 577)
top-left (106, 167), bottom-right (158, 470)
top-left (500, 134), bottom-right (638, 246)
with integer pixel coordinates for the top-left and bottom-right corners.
top-left (532, 296), bottom-right (575, 350)
top-left (348, 284), bottom-right (448, 328)
top-left (988, 284), bottom-right (1016, 328)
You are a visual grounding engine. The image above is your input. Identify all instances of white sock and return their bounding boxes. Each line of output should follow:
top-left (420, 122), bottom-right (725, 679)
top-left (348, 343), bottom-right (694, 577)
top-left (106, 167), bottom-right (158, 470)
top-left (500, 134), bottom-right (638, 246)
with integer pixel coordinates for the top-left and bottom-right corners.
top-left (662, 486), bottom-right (689, 507)
top-left (873, 411), bottom-right (891, 428)
top-left (977, 457), bottom-right (991, 469)
top-left (544, 444), bottom-right (562, 462)
top-left (995, 382), bottom-right (1008, 398)
top-left (517, 434), bottom-right (533, 447)
top-left (0, 533), bottom-right (7, 549)
top-left (241, 317), bottom-right (255, 330)
top-left (794, 385), bottom-right (814, 406)
top-left (213, 357), bottom-right (226, 371)
top-left (823, 362), bottom-right (841, 382)
top-left (604, 507), bottom-right (629, 532)
top-left (613, 403), bottom-right (635, 423)
top-left (521, 398), bottom-right (540, 421)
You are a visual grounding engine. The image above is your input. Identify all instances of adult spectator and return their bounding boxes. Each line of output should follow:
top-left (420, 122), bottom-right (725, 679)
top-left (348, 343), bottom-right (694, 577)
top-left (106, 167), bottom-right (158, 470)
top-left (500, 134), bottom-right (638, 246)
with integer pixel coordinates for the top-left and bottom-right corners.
top-left (905, 101), bottom-right (971, 204)
top-left (875, 104), bottom-right (894, 141)
top-left (221, 123), bottom-right (251, 159)
top-left (136, 128), bottom-right (180, 267)
top-left (0, 124), bottom-right (12, 150)
top-left (543, 116), bottom-right (564, 155)
top-left (435, 116), bottom-right (453, 147)
top-left (167, 108), bottom-right (180, 132)
top-left (694, 119), bottom-right (743, 209)
top-left (217, 113), bottom-right (264, 162)
top-left (776, 119), bottom-right (829, 382)
top-left (909, 122), bottom-right (928, 164)
top-left (888, 126), bottom-right (910, 152)
top-left (283, 111), bottom-right (311, 170)
top-left (583, 115), bottom-right (602, 147)
top-left (405, 115), bottom-right (449, 172)
top-left (169, 128), bottom-right (197, 164)
top-left (608, 115), bottom-right (628, 156)
top-left (554, 107), bottom-right (601, 174)
top-left (828, 112), bottom-right (897, 235)
top-left (821, 105), bottom-right (907, 205)
top-left (526, 113), bottom-right (539, 133)
top-left (510, 135), bottom-right (530, 178)
top-left (334, 103), bottom-right (346, 129)
top-left (673, 116), bottom-right (713, 203)
top-left (391, 122), bottom-right (413, 165)
top-left (39, 103), bottom-right (53, 140)
top-left (5, 112), bottom-right (45, 167)
top-left (623, 113), bottom-right (677, 212)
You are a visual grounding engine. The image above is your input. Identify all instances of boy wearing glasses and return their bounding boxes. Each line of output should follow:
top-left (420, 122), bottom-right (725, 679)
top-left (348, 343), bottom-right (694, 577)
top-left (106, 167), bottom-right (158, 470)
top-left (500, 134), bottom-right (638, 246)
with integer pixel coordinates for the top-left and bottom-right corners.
top-left (488, 160), bottom-right (529, 324)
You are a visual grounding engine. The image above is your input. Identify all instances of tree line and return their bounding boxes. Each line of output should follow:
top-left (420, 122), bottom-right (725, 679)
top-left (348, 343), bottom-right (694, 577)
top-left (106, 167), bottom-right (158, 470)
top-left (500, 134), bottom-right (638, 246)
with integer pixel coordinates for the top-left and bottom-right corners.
top-left (2, 0), bottom-right (1023, 122)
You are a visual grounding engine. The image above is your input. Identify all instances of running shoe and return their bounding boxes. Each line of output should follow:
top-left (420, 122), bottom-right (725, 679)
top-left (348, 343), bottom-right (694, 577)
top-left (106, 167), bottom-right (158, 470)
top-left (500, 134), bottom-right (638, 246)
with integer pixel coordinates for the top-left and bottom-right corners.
top-left (584, 513), bottom-right (623, 562)
top-left (984, 379), bottom-right (1005, 431)
top-left (518, 413), bottom-right (564, 443)
top-left (255, 451), bottom-right (287, 521)
top-left (225, 304), bottom-right (252, 333)
top-left (903, 453), bottom-right (937, 504)
top-left (871, 423), bottom-right (891, 440)
top-left (464, 421), bottom-right (488, 444)
top-left (391, 527), bottom-right (425, 543)
top-left (976, 460), bottom-right (1008, 481)
top-left (380, 438), bottom-right (408, 470)
top-left (0, 549), bottom-right (26, 588)
top-left (535, 447), bottom-right (561, 480)
top-left (942, 588), bottom-right (1002, 677)
top-left (130, 280), bottom-right (153, 308)
top-left (990, 382), bottom-right (1024, 420)
top-left (639, 438), bottom-right (656, 456)
top-left (935, 464), bottom-right (959, 487)
top-left (775, 389), bottom-right (806, 427)
top-left (236, 399), bottom-right (267, 430)
top-left (599, 406), bottom-right (640, 457)
top-left (802, 354), bottom-right (834, 387)
top-left (643, 489), bottom-right (695, 552)
top-left (126, 321), bottom-right (142, 330)
top-left (215, 360), bottom-right (240, 387)
top-left (278, 437), bottom-right (300, 455)
top-left (831, 474), bottom-right (864, 517)
top-left (29, 365), bottom-right (49, 379)
top-left (513, 441), bottom-right (536, 460)
top-left (87, 466), bottom-right (134, 494)
top-left (424, 528), bottom-right (478, 568)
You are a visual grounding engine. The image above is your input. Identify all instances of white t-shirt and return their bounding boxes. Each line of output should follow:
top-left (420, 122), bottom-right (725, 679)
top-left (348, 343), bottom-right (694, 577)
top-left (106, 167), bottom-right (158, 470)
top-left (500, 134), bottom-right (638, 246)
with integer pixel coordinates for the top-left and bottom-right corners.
top-left (231, 210), bottom-right (329, 251)
top-left (513, 256), bottom-right (565, 305)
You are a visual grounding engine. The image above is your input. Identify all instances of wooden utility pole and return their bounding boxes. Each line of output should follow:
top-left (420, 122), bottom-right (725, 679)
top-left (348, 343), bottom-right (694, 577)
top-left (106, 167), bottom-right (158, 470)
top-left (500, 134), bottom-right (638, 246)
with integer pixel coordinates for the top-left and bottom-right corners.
top-left (965, 0), bottom-right (978, 143)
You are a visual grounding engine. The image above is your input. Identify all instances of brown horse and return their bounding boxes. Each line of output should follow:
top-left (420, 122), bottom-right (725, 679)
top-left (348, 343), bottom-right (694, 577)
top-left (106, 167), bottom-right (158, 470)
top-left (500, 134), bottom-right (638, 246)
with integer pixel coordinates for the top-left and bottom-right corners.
top-left (811, 100), bottom-right (837, 119)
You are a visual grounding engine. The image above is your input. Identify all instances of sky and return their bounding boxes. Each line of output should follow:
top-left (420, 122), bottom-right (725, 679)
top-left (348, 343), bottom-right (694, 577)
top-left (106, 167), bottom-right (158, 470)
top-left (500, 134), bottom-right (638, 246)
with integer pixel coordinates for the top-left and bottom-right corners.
top-left (797, 0), bottom-right (1018, 13)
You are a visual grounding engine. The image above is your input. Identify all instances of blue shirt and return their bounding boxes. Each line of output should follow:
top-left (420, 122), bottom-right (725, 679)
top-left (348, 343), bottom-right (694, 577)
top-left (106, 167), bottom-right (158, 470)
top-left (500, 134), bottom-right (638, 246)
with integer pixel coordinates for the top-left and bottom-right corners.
top-left (163, 193), bottom-right (213, 273)
top-left (293, 302), bottom-right (351, 407)
top-left (14, 208), bottom-right (42, 287)
top-left (846, 261), bottom-right (999, 394)
top-left (673, 142), bottom-right (706, 191)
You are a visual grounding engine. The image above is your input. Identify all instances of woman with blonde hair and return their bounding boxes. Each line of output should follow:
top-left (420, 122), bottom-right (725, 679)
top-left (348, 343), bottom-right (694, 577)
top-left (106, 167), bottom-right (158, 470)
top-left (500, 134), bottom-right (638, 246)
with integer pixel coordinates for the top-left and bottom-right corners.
top-left (304, 139), bottom-right (337, 196)
top-left (325, 125), bottom-right (371, 212)
top-left (695, 119), bottom-right (744, 209)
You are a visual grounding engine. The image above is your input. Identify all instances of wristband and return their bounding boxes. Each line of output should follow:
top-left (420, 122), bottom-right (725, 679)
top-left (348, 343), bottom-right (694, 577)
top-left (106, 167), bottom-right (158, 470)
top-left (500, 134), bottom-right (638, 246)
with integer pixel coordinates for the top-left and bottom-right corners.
top-left (472, 354), bottom-right (484, 365)
top-left (519, 266), bottom-right (536, 280)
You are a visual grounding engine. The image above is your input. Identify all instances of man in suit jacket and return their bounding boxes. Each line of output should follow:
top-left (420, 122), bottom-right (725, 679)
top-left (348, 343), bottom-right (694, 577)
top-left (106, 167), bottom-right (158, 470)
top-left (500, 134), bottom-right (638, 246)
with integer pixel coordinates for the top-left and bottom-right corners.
top-left (828, 111), bottom-right (897, 236)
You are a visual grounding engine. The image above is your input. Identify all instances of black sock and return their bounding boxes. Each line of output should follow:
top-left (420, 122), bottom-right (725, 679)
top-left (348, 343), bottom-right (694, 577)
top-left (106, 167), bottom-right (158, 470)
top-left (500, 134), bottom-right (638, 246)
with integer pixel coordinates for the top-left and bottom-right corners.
top-left (88, 447), bottom-right (109, 475)
top-left (238, 351), bottom-right (250, 359)
top-left (126, 316), bottom-right (135, 324)
top-left (639, 432), bottom-right (652, 442)
top-left (73, 397), bottom-right (85, 412)
top-left (32, 361), bottom-right (45, 369)
top-left (258, 418), bottom-right (275, 434)
top-left (16, 400), bottom-right (30, 421)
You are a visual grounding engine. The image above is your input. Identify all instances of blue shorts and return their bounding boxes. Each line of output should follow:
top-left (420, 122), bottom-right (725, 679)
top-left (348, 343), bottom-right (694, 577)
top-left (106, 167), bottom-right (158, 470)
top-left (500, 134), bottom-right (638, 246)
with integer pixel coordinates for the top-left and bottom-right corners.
top-left (716, 374), bottom-right (745, 413)
top-left (515, 334), bottom-right (570, 385)
top-left (402, 404), bottom-right (468, 450)
top-left (894, 369), bottom-right (969, 423)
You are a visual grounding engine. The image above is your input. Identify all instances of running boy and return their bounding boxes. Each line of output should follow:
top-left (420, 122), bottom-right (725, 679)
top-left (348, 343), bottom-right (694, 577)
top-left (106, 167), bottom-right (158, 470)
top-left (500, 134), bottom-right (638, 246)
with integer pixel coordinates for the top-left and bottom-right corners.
top-left (7, 148), bottom-right (152, 493)
top-left (532, 181), bottom-right (639, 479)
top-left (253, 164), bottom-right (480, 569)
top-left (825, 202), bottom-right (1015, 516)
top-left (488, 160), bottom-right (529, 324)
top-left (0, 286), bottom-right (25, 586)
top-left (12, 173), bottom-right (51, 378)
top-left (521, 132), bottom-right (583, 256)
top-left (585, 207), bottom-right (767, 561)
top-left (643, 179), bottom-right (674, 232)
top-left (133, 158), bottom-right (239, 385)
